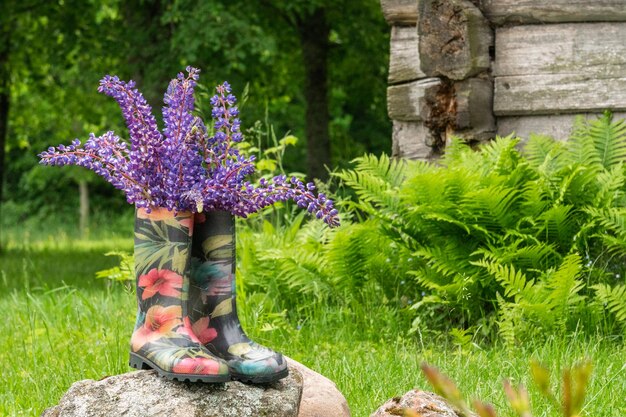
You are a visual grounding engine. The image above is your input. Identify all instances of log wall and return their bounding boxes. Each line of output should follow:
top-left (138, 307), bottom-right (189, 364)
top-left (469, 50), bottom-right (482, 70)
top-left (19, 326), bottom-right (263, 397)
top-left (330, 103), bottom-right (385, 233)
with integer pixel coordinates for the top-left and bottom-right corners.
top-left (382, 0), bottom-right (626, 159)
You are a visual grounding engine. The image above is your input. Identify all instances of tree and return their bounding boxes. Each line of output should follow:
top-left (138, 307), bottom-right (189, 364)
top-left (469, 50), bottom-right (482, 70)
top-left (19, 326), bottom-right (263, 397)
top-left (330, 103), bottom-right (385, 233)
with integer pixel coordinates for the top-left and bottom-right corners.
top-left (163, 0), bottom-right (390, 180)
top-left (1, 0), bottom-right (391, 236)
top-left (1, 0), bottom-right (125, 240)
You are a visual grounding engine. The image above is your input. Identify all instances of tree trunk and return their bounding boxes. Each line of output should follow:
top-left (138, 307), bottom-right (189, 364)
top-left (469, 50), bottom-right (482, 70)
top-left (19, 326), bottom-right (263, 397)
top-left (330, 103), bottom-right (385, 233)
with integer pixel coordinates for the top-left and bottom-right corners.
top-left (79, 179), bottom-right (89, 238)
top-left (297, 8), bottom-right (331, 181)
top-left (0, 26), bottom-right (11, 251)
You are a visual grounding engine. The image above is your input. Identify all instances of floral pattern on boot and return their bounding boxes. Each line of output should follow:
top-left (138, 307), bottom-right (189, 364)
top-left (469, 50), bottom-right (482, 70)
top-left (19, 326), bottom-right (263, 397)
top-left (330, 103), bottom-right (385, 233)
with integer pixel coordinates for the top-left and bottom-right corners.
top-left (129, 208), bottom-right (229, 382)
top-left (189, 210), bottom-right (288, 383)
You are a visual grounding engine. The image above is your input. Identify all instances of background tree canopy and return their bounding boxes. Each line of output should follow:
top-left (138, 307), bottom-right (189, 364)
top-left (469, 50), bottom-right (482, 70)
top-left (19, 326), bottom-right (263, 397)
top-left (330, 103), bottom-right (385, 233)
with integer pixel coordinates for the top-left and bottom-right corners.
top-left (0, 0), bottom-right (390, 231)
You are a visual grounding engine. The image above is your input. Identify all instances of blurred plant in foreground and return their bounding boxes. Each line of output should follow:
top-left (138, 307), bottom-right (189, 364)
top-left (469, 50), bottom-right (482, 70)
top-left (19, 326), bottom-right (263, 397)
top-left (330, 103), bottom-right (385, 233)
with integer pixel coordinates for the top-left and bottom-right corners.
top-left (420, 360), bottom-right (592, 417)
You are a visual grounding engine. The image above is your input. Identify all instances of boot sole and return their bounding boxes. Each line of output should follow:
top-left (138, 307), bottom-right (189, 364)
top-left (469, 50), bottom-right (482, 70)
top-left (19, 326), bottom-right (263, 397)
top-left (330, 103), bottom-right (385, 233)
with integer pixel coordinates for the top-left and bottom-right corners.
top-left (129, 352), bottom-right (230, 383)
top-left (230, 367), bottom-right (289, 384)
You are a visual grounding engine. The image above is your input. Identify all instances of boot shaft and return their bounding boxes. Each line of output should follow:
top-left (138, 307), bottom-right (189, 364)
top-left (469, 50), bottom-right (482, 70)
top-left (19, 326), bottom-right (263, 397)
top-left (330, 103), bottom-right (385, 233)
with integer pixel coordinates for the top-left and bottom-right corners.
top-left (133, 207), bottom-right (195, 319)
top-left (190, 210), bottom-right (237, 312)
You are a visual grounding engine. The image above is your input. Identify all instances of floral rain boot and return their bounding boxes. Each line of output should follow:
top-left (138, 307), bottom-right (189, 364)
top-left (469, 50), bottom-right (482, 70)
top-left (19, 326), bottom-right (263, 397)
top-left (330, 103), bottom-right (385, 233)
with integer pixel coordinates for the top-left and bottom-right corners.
top-left (189, 210), bottom-right (289, 383)
top-left (129, 208), bottom-right (230, 383)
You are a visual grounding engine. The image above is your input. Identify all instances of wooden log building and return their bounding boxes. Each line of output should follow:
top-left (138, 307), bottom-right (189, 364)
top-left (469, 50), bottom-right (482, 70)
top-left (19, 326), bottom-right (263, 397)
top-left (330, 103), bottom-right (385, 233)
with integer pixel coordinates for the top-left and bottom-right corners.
top-left (381, 0), bottom-right (626, 159)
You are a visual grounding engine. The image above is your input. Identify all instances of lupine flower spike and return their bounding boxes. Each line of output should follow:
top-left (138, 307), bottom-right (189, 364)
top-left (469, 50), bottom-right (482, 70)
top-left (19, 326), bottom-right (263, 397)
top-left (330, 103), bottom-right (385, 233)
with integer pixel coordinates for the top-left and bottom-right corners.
top-left (39, 67), bottom-right (340, 227)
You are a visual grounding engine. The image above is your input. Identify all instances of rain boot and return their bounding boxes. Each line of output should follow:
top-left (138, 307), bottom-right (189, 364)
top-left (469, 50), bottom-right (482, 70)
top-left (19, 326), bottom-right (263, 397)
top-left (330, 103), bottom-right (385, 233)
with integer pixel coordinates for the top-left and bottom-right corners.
top-left (129, 207), bottom-right (230, 383)
top-left (188, 210), bottom-right (289, 383)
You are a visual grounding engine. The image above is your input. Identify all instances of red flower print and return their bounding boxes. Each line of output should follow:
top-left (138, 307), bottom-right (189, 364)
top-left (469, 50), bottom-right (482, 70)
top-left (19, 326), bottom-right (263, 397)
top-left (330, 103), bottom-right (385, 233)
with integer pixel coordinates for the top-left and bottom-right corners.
top-left (191, 317), bottom-right (218, 344)
top-left (178, 317), bottom-right (202, 344)
top-left (139, 269), bottom-right (183, 300)
top-left (131, 305), bottom-right (182, 351)
top-left (172, 357), bottom-right (222, 375)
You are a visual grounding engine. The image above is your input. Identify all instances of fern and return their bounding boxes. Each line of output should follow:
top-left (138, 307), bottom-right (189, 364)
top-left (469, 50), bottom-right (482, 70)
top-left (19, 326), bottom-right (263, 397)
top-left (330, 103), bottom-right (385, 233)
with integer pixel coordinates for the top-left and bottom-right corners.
top-left (473, 260), bottom-right (535, 301)
top-left (335, 153), bottom-right (419, 216)
top-left (351, 153), bottom-right (406, 188)
top-left (545, 253), bottom-right (585, 313)
top-left (592, 283), bottom-right (626, 323)
top-left (536, 204), bottom-right (577, 250)
top-left (524, 134), bottom-right (564, 171)
top-left (568, 112), bottom-right (626, 170)
top-left (221, 114), bottom-right (626, 342)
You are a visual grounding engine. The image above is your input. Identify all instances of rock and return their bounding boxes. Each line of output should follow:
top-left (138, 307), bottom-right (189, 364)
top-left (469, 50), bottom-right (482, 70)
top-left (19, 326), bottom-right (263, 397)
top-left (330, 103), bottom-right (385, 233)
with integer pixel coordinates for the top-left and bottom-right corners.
top-left (286, 357), bottom-right (351, 417)
top-left (371, 390), bottom-right (469, 417)
top-left (42, 365), bottom-right (303, 417)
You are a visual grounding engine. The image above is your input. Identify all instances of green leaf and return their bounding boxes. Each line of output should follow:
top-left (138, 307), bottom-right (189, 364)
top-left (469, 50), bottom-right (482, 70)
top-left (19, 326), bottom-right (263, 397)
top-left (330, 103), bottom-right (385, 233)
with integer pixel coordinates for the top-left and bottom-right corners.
top-left (211, 298), bottom-right (233, 318)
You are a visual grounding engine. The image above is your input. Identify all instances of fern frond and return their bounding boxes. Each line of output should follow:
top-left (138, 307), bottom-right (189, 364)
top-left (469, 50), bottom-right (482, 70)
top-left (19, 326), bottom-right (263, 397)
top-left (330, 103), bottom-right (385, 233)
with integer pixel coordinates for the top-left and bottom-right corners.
top-left (474, 241), bottom-right (559, 270)
top-left (592, 283), bottom-right (626, 322)
top-left (496, 293), bottom-right (521, 346)
top-left (479, 135), bottom-right (521, 174)
top-left (593, 165), bottom-right (626, 206)
top-left (441, 137), bottom-right (476, 168)
top-left (461, 186), bottom-right (519, 230)
top-left (585, 207), bottom-right (626, 256)
top-left (474, 259), bottom-right (534, 301)
top-left (569, 112), bottom-right (626, 170)
top-left (545, 253), bottom-right (585, 310)
top-left (352, 153), bottom-right (407, 187)
top-left (336, 154), bottom-right (406, 213)
top-left (586, 207), bottom-right (626, 236)
top-left (536, 204), bottom-right (577, 249)
top-left (524, 134), bottom-right (564, 171)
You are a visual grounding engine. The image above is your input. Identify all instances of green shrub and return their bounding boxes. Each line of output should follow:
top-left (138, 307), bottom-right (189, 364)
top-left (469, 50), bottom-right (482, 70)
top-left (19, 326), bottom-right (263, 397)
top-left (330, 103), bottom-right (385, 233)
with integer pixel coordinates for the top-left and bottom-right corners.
top-left (244, 112), bottom-right (626, 342)
top-left (333, 112), bottom-right (626, 342)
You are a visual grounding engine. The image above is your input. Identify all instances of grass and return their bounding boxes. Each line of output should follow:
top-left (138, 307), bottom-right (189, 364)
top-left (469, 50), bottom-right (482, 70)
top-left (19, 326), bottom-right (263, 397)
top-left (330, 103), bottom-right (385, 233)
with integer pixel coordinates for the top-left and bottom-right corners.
top-left (1, 236), bottom-right (625, 416)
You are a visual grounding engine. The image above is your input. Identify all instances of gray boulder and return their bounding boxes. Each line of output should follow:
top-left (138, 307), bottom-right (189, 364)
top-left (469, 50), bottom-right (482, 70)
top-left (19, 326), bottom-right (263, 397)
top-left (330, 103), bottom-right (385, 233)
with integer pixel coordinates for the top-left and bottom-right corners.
top-left (42, 358), bottom-right (351, 417)
top-left (42, 366), bottom-right (302, 417)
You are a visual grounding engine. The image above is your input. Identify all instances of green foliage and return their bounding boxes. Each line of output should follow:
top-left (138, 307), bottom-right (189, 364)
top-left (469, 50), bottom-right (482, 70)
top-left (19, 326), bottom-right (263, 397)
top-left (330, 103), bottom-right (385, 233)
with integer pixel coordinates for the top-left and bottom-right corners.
top-left (3, 236), bottom-right (626, 416)
top-left (95, 251), bottom-right (134, 283)
top-left (237, 113), bottom-right (626, 343)
top-left (2, 0), bottom-right (390, 233)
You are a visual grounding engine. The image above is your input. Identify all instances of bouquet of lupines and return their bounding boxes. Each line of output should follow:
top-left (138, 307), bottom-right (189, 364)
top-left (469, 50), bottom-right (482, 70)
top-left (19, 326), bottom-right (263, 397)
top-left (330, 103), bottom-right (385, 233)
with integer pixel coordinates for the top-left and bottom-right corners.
top-left (39, 67), bottom-right (338, 384)
top-left (39, 66), bottom-right (339, 226)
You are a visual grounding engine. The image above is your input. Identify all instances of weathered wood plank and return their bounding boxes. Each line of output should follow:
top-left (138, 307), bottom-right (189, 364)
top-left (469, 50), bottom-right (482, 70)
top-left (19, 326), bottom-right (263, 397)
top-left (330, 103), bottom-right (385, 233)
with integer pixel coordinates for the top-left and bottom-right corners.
top-left (419, 0), bottom-right (493, 80)
top-left (387, 78), bottom-right (441, 121)
top-left (494, 74), bottom-right (626, 116)
top-left (389, 26), bottom-right (425, 84)
top-left (481, 0), bottom-right (626, 25)
top-left (454, 77), bottom-right (496, 142)
top-left (392, 120), bottom-right (439, 160)
top-left (380, 0), bottom-right (419, 25)
top-left (498, 113), bottom-right (626, 141)
top-left (495, 23), bottom-right (626, 77)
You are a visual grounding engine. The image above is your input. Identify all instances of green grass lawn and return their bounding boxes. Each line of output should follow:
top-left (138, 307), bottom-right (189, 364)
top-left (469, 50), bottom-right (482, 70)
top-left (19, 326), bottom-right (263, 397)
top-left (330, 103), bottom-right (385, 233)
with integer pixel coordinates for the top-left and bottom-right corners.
top-left (1, 237), bottom-right (625, 416)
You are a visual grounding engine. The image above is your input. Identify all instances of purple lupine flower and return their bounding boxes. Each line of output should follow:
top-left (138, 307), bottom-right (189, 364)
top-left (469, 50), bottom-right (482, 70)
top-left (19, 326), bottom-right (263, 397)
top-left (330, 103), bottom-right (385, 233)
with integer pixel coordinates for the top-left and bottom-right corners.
top-left (97, 75), bottom-right (166, 208)
top-left (160, 67), bottom-right (205, 211)
top-left (39, 132), bottom-right (151, 205)
top-left (39, 69), bottom-right (340, 226)
top-left (197, 82), bottom-right (340, 227)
